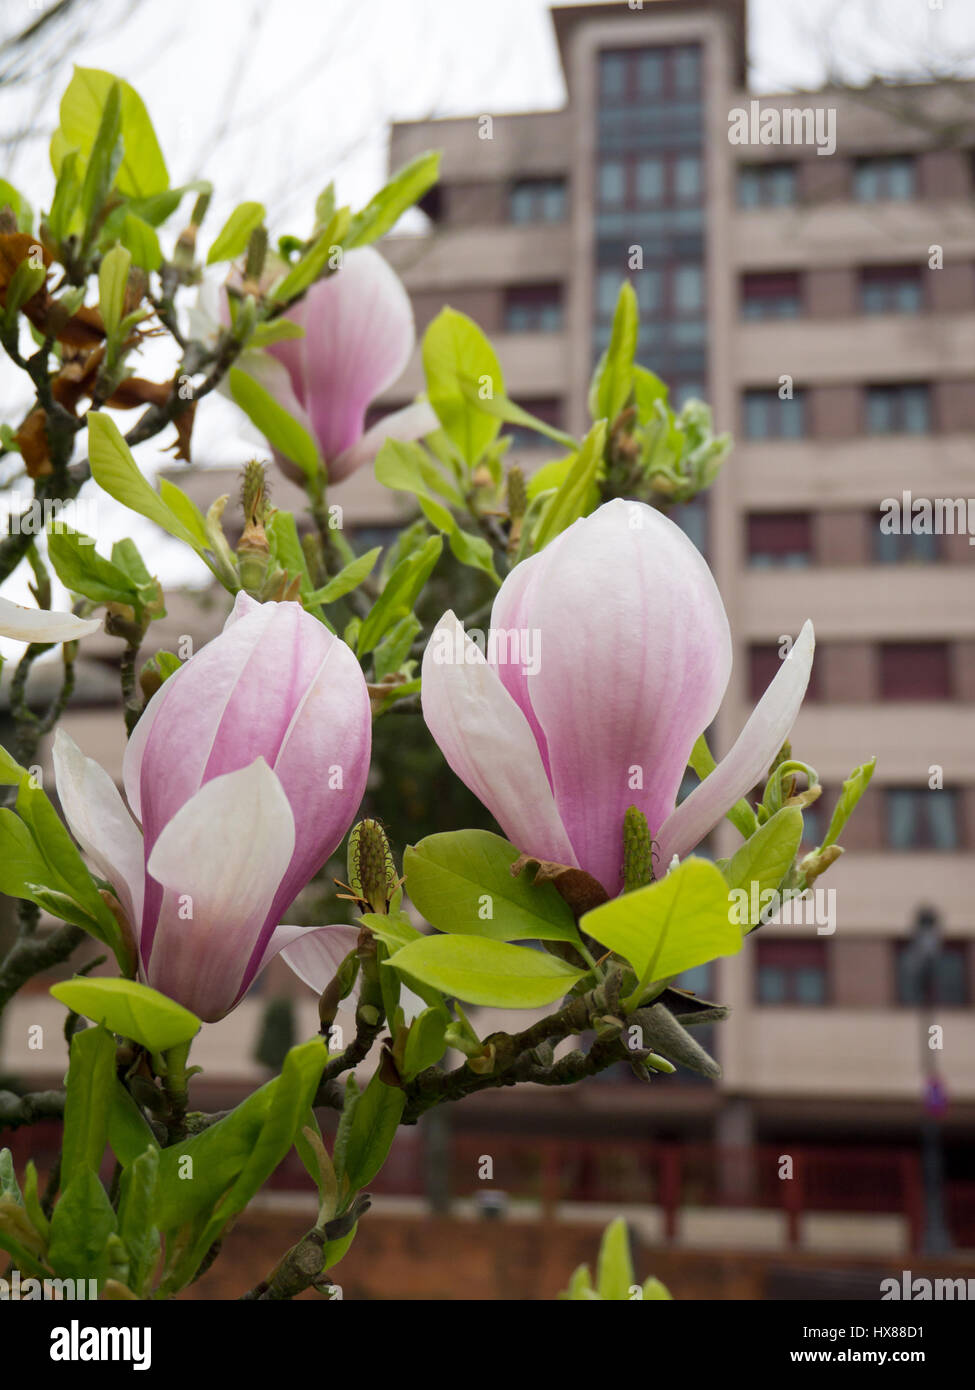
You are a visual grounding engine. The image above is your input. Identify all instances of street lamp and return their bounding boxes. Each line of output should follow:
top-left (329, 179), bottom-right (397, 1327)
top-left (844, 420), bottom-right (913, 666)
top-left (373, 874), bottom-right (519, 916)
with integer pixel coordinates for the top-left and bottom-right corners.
top-left (902, 906), bottom-right (951, 1254)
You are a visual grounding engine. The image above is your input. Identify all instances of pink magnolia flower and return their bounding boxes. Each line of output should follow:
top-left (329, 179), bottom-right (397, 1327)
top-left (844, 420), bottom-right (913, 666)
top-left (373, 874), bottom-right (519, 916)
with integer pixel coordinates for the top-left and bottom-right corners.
top-left (421, 498), bottom-right (815, 897)
top-left (251, 246), bottom-right (437, 486)
top-left (53, 593), bottom-right (371, 1021)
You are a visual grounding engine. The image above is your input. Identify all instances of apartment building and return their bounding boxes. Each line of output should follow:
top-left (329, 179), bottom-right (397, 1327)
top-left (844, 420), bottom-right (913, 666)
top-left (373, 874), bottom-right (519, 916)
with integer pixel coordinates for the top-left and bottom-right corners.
top-left (4, 0), bottom-right (974, 1262)
top-left (374, 0), bottom-right (975, 1243)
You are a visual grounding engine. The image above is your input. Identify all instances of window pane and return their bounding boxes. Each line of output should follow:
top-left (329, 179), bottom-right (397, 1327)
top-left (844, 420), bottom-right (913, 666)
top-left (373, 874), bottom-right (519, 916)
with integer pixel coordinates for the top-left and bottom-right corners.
top-left (510, 186), bottom-right (534, 222)
top-left (635, 157), bottom-right (664, 204)
top-left (888, 159), bottom-right (915, 199)
top-left (675, 155), bottom-right (702, 199)
top-left (541, 182), bottom-right (565, 221)
top-left (673, 265), bottom-right (704, 312)
top-left (599, 160), bottom-right (625, 206)
top-left (635, 269), bottom-right (662, 314)
top-left (780, 394), bottom-right (805, 438)
top-left (673, 47), bottom-right (700, 94)
top-left (903, 388), bottom-right (930, 433)
top-left (745, 393), bottom-right (768, 439)
top-left (927, 791), bottom-right (959, 850)
top-left (596, 270), bottom-right (620, 317)
top-left (637, 51), bottom-right (664, 95)
top-left (795, 967), bottom-right (826, 1005)
top-left (600, 53), bottom-right (627, 101)
top-left (757, 966), bottom-right (787, 1004)
top-left (887, 790), bottom-right (918, 849)
top-left (867, 390), bottom-right (893, 433)
top-left (738, 169), bottom-right (760, 208)
top-left (769, 166), bottom-right (796, 205)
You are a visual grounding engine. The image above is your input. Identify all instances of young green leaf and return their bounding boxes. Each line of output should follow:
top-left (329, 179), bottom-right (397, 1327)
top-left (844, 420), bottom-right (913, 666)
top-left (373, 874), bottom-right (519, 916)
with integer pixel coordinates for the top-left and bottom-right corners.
top-left (207, 201), bottom-right (266, 265)
top-left (334, 1071), bottom-right (405, 1195)
top-left (344, 151), bottom-right (440, 248)
top-left (820, 757), bottom-right (877, 850)
top-left (228, 364), bottom-right (322, 483)
top-left (723, 807), bottom-right (803, 929)
top-left (422, 308), bottom-right (504, 466)
top-left (385, 934), bottom-right (584, 1009)
top-left (59, 67), bottom-right (169, 198)
top-left (589, 279), bottom-right (638, 423)
top-left (87, 413), bottom-right (209, 558)
top-left (306, 547), bottom-right (381, 606)
top-left (46, 525), bottom-right (139, 607)
top-left (51, 978), bottom-right (201, 1054)
top-left (62, 1025), bottom-right (116, 1189)
top-left (98, 242), bottom-right (131, 336)
top-left (356, 533), bottom-right (442, 657)
top-left (404, 830), bottom-right (581, 944)
top-left (47, 1169), bottom-right (117, 1283)
top-left (581, 858), bottom-right (742, 1011)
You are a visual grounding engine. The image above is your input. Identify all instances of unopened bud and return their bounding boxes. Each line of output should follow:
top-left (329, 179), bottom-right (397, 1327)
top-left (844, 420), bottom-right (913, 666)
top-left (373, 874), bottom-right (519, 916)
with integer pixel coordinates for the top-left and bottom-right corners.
top-left (506, 466), bottom-right (526, 522)
top-left (347, 819), bottom-right (397, 915)
top-left (800, 843), bottom-right (844, 884)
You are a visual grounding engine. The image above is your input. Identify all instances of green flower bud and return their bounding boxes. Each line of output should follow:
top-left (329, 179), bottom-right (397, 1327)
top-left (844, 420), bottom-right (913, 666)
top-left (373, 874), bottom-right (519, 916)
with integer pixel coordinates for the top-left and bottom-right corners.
top-left (622, 805), bottom-right (654, 892)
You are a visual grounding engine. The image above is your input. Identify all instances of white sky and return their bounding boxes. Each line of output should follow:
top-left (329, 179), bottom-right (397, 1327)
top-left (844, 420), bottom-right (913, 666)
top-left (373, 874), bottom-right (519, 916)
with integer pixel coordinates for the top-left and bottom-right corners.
top-left (1, 0), bottom-right (973, 647)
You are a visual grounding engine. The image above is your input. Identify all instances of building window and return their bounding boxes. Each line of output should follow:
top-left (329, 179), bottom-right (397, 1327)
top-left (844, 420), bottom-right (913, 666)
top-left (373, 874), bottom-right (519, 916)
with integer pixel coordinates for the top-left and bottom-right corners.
top-left (599, 44), bottom-right (701, 105)
top-left (896, 942), bottom-right (970, 1006)
top-left (879, 642), bottom-right (951, 700)
top-left (738, 163), bottom-right (797, 208)
top-left (503, 284), bottom-right (563, 333)
top-left (674, 154), bottom-right (703, 200)
top-left (509, 179), bottom-right (566, 224)
top-left (673, 264), bottom-right (705, 314)
top-left (873, 520), bottom-right (940, 564)
top-left (742, 272), bottom-right (801, 320)
top-left (866, 384), bottom-right (931, 435)
top-left (756, 941), bottom-right (829, 1006)
top-left (501, 397), bottom-right (563, 450)
top-left (860, 265), bottom-right (923, 314)
top-left (743, 388), bottom-right (806, 440)
top-left (854, 155), bottom-right (916, 202)
top-left (886, 787), bottom-right (960, 850)
top-left (747, 512), bottom-right (812, 567)
top-left (749, 643), bottom-right (820, 702)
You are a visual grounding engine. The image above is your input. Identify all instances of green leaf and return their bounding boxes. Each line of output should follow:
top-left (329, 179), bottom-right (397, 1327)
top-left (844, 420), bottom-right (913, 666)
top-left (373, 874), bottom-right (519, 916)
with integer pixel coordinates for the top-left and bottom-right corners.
top-left (207, 201), bottom-right (266, 265)
top-left (596, 1217), bottom-right (634, 1300)
top-left (373, 613), bottom-right (420, 681)
top-left (385, 934), bottom-right (584, 1009)
top-left (0, 179), bottom-right (33, 232)
top-left (589, 280), bottom-right (638, 422)
top-left (87, 413), bottom-right (202, 545)
top-left (266, 509), bottom-right (318, 608)
top-left (724, 807), bottom-right (803, 929)
top-left (60, 67), bottom-right (168, 198)
top-left (359, 910), bottom-right (423, 954)
top-left (228, 364), bottom-right (322, 483)
top-left (119, 212), bottom-right (162, 271)
top-left (458, 389), bottom-right (576, 453)
top-left (109, 1081), bottom-right (159, 1168)
top-left (404, 830), bottom-right (581, 944)
top-left (51, 978), bottom-right (200, 1053)
top-left (533, 420), bottom-right (606, 550)
top-left (356, 534), bottom-right (442, 657)
top-left (157, 478), bottom-right (211, 550)
top-left (46, 525), bottom-right (138, 607)
top-left (98, 242), bottom-right (131, 337)
top-left (160, 1039), bottom-right (327, 1291)
top-left (306, 547), bottom-right (381, 606)
top-left (632, 365), bottom-right (669, 423)
top-left (269, 208), bottom-right (350, 302)
top-left (344, 151), bottom-right (440, 248)
top-left (581, 859), bottom-right (742, 1011)
top-left (46, 149), bottom-right (83, 243)
top-left (23, 1162), bottom-right (50, 1243)
top-left (247, 319), bottom-right (305, 349)
top-left (77, 79), bottom-right (122, 237)
top-left (334, 1071), bottom-right (405, 1195)
top-left (401, 1007), bottom-right (449, 1080)
top-left (0, 747), bottom-right (127, 964)
top-left (376, 438), bottom-right (497, 580)
top-left (0, 1148), bottom-right (22, 1205)
top-left (117, 1146), bottom-right (160, 1296)
top-left (62, 1025), bottom-right (116, 1189)
top-left (821, 757), bottom-right (877, 850)
top-left (47, 1169), bottom-right (117, 1283)
top-left (423, 308), bottom-right (503, 466)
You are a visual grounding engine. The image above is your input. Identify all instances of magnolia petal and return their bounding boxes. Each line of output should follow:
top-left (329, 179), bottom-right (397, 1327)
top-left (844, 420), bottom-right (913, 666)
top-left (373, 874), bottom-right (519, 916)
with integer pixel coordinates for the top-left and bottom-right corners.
top-left (332, 399), bottom-right (439, 484)
top-left (421, 610), bottom-right (576, 867)
top-left (144, 759), bottom-right (296, 1021)
top-left (0, 596), bottom-right (102, 644)
top-left (656, 620), bottom-right (816, 866)
top-left (275, 923), bottom-right (362, 996)
top-left (521, 500), bottom-right (732, 895)
top-left (296, 247), bottom-right (416, 462)
top-left (52, 727), bottom-right (144, 933)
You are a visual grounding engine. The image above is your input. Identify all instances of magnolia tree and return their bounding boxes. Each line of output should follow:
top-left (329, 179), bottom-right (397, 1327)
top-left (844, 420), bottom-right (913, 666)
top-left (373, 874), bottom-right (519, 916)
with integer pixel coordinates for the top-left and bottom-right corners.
top-left (0, 69), bottom-right (874, 1302)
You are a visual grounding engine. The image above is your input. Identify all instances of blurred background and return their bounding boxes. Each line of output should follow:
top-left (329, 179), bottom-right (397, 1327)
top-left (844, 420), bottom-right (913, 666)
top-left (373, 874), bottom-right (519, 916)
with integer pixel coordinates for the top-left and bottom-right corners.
top-left (2, 0), bottom-right (975, 1299)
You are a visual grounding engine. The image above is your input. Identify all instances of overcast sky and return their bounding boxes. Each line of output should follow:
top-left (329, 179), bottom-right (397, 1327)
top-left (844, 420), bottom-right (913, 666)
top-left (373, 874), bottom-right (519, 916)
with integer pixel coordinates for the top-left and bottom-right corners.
top-left (1, 0), bottom-right (973, 644)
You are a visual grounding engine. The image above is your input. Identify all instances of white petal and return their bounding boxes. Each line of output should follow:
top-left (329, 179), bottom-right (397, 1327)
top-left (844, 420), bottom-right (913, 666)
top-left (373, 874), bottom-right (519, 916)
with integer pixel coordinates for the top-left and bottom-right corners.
top-left (332, 399), bottom-right (439, 484)
top-left (144, 759), bottom-right (296, 1016)
top-left (0, 596), bottom-right (101, 644)
top-left (420, 611), bottom-right (576, 866)
top-left (275, 923), bottom-right (361, 994)
top-left (52, 727), bottom-right (144, 933)
top-left (656, 621), bottom-right (816, 865)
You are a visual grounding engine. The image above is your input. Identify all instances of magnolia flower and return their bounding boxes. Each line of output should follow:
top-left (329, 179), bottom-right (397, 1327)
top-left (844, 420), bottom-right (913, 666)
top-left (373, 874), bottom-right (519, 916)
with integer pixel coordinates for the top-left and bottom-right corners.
top-left (0, 595), bottom-right (101, 643)
top-left (421, 498), bottom-right (814, 897)
top-left (251, 246), bottom-right (437, 485)
top-left (53, 593), bottom-right (371, 1022)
